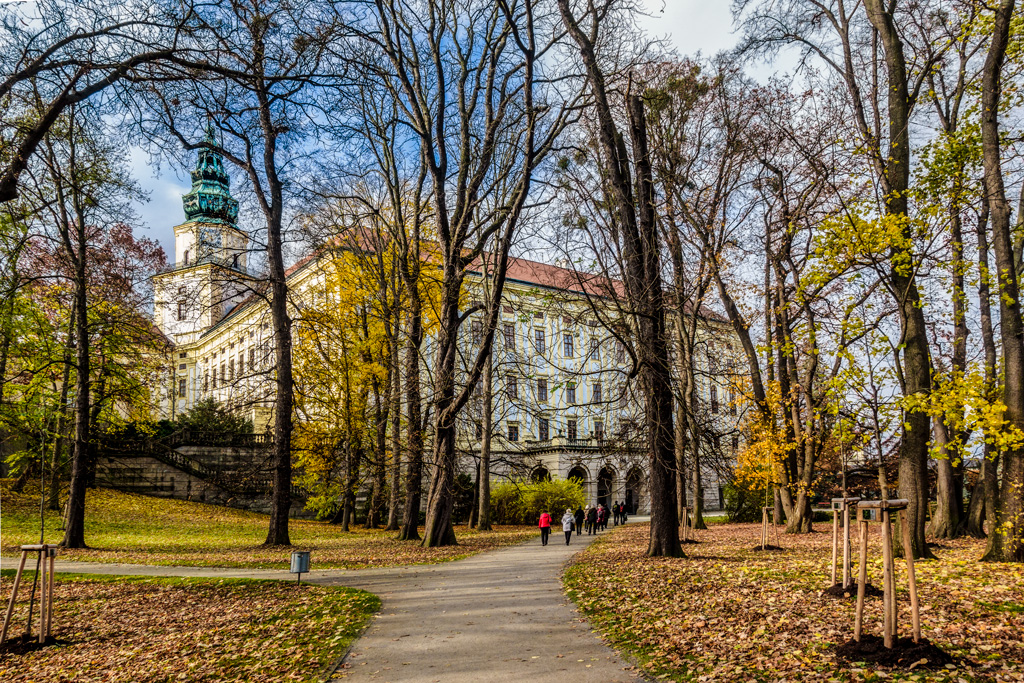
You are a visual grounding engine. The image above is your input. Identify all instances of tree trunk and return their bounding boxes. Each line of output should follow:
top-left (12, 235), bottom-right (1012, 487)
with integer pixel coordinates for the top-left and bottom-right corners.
top-left (476, 352), bottom-right (493, 530)
top-left (61, 197), bottom-right (91, 549)
top-left (49, 306), bottom-right (76, 511)
top-left (398, 281), bottom-right (424, 541)
top-left (980, 0), bottom-right (1024, 562)
top-left (930, 420), bottom-right (959, 538)
top-left (468, 459), bottom-right (479, 528)
top-left (386, 315), bottom-right (402, 531)
top-left (691, 442), bottom-right (705, 530)
top-left (263, 224), bottom-right (293, 546)
top-left (422, 285), bottom-right (461, 548)
top-left (965, 200), bottom-right (998, 537)
top-left (965, 448), bottom-right (997, 538)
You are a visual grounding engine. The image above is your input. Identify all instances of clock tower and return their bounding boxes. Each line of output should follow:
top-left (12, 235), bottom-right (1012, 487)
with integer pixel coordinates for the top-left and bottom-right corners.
top-left (154, 129), bottom-right (252, 344)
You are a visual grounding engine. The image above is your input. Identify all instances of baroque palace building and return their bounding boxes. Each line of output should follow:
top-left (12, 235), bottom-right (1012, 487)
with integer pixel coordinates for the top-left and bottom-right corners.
top-left (152, 140), bottom-right (745, 514)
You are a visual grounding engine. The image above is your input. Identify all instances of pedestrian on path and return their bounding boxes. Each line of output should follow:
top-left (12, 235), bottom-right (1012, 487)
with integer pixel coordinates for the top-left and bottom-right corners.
top-left (561, 508), bottom-right (574, 545)
top-left (574, 506), bottom-right (585, 535)
top-left (538, 510), bottom-right (552, 546)
top-left (613, 501), bottom-right (620, 525)
top-left (586, 505), bottom-right (597, 535)
top-left (597, 504), bottom-right (607, 531)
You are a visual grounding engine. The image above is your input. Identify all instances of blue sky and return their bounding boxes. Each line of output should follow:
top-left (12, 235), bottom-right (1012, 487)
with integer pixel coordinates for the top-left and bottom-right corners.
top-left (131, 1), bottom-right (744, 260)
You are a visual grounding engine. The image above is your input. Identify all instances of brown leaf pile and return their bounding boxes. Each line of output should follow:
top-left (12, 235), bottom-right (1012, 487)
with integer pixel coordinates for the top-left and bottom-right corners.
top-left (565, 522), bottom-right (1024, 682)
top-left (2, 484), bottom-right (538, 568)
top-left (0, 574), bottom-right (379, 682)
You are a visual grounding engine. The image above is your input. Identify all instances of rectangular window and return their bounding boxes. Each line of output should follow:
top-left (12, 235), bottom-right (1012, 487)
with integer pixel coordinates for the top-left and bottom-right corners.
top-left (567, 419), bottom-right (577, 441)
top-left (731, 435), bottom-right (739, 453)
top-left (507, 376), bottom-right (518, 400)
top-left (729, 390), bottom-right (737, 415)
top-left (566, 382), bottom-right (576, 405)
top-left (593, 382), bottom-right (602, 403)
top-left (249, 347), bottom-right (255, 369)
top-left (534, 329), bottom-right (545, 353)
top-left (589, 338), bottom-right (600, 360)
top-left (508, 424), bottom-right (519, 442)
top-left (203, 372), bottom-right (209, 392)
top-left (616, 341), bottom-right (625, 362)
top-left (475, 422), bottom-right (482, 440)
top-left (176, 287), bottom-right (186, 321)
top-left (211, 368), bottom-right (217, 389)
top-left (178, 378), bottom-right (186, 397)
top-left (472, 320), bottom-right (482, 344)
top-left (594, 420), bottom-right (604, 440)
top-left (220, 363), bottom-right (226, 386)
top-left (503, 322), bottom-right (515, 348)
top-left (713, 434), bottom-right (721, 451)
top-left (537, 378), bottom-right (548, 402)
top-left (563, 333), bottom-right (574, 357)
top-left (710, 386), bottom-right (719, 413)
top-left (229, 358), bottom-right (235, 381)
top-left (539, 418), bottom-right (549, 441)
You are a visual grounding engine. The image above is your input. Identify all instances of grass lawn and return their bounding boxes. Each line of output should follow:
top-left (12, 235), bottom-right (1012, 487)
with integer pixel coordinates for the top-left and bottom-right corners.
top-left (565, 522), bottom-right (1024, 682)
top-left (1, 481), bottom-right (537, 568)
top-left (0, 571), bottom-right (379, 682)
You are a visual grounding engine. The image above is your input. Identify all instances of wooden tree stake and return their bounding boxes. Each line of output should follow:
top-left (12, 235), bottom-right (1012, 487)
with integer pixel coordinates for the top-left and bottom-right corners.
top-left (899, 510), bottom-right (921, 643)
top-left (881, 509), bottom-right (894, 647)
top-left (854, 517), bottom-right (868, 641)
top-left (831, 511), bottom-right (839, 585)
top-left (1, 551), bottom-right (28, 643)
top-left (842, 502), bottom-right (852, 588)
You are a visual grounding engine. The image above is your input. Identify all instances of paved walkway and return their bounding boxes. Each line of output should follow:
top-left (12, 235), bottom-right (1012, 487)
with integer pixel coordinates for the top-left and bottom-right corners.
top-left (2, 521), bottom-right (649, 683)
top-left (322, 525), bottom-right (646, 683)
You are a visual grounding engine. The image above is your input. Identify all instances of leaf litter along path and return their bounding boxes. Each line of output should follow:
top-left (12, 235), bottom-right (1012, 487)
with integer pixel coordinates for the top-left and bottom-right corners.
top-left (2, 522), bottom-right (650, 683)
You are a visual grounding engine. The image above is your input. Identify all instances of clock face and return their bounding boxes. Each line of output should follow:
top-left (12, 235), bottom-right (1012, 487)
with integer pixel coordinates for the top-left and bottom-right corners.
top-left (199, 227), bottom-right (222, 252)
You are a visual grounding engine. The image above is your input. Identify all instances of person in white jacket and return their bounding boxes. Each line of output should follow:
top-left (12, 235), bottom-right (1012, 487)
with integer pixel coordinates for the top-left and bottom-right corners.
top-left (561, 509), bottom-right (575, 545)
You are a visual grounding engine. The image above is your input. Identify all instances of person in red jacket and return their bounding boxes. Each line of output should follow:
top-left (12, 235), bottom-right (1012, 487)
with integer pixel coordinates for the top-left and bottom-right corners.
top-left (538, 510), bottom-right (552, 546)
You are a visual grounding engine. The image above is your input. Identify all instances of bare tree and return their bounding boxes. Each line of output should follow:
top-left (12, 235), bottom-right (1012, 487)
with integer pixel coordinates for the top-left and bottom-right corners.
top-left (979, 0), bottom-right (1024, 563)
top-left (140, 0), bottom-right (341, 545)
top-left (347, 0), bottom-right (574, 547)
top-left (0, 0), bottom-right (209, 204)
top-left (556, 0), bottom-right (681, 556)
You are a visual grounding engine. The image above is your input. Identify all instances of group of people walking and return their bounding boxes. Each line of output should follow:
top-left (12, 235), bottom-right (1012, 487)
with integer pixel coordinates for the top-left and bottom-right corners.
top-left (537, 501), bottom-right (630, 546)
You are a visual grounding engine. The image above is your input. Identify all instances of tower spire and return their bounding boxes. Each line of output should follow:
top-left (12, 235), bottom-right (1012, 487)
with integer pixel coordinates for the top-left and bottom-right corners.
top-left (182, 128), bottom-right (239, 226)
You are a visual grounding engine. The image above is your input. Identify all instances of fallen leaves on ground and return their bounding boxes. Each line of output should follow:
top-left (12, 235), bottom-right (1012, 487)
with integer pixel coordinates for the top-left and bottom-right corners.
top-left (565, 522), bottom-right (1024, 682)
top-left (0, 573), bottom-right (379, 682)
top-left (1, 483), bottom-right (537, 568)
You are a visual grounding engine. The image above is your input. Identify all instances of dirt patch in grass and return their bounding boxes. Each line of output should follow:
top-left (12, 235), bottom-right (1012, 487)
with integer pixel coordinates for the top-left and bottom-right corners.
top-left (822, 582), bottom-right (885, 599)
top-left (564, 522), bottom-right (1024, 682)
top-left (0, 572), bottom-right (379, 682)
top-left (833, 635), bottom-right (955, 669)
top-left (1, 483), bottom-right (537, 569)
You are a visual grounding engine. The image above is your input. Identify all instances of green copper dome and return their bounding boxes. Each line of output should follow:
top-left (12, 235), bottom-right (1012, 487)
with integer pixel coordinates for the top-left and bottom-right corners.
top-left (181, 128), bottom-right (239, 226)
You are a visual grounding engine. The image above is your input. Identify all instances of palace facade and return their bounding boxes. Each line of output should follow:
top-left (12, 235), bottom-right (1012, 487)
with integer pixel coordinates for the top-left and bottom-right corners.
top-left (152, 141), bottom-right (745, 514)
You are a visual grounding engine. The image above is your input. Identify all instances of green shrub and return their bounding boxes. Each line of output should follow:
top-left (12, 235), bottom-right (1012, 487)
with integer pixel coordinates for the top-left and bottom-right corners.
top-left (723, 479), bottom-right (772, 523)
top-left (175, 398), bottom-right (253, 434)
top-left (490, 477), bottom-right (586, 524)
